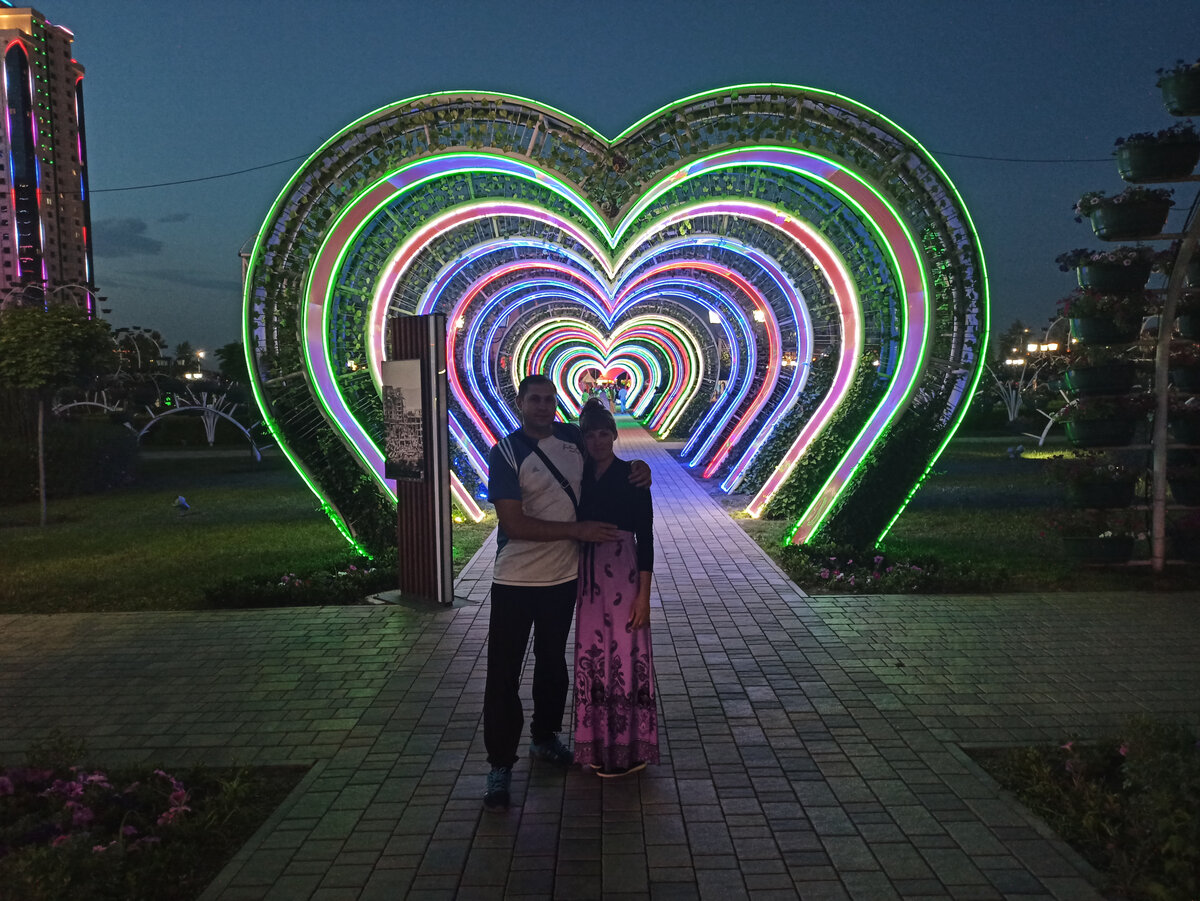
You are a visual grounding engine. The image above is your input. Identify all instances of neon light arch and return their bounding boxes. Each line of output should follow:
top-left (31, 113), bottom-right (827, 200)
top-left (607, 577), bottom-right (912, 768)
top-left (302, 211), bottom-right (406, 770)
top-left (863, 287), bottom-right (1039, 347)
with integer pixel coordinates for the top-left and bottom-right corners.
top-left (244, 86), bottom-right (987, 556)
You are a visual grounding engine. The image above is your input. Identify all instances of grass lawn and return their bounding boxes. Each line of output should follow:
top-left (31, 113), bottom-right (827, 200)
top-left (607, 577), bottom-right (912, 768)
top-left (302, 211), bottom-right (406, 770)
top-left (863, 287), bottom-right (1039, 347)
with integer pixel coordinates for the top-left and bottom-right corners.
top-left (0, 451), bottom-right (495, 614)
top-left (727, 433), bottom-right (1198, 593)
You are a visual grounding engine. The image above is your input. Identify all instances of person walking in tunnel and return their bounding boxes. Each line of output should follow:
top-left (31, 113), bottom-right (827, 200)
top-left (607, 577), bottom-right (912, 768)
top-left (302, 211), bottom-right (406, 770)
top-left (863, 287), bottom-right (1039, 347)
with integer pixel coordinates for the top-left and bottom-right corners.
top-left (573, 398), bottom-right (658, 776)
top-left (483, 374), bottom-right (650, 811)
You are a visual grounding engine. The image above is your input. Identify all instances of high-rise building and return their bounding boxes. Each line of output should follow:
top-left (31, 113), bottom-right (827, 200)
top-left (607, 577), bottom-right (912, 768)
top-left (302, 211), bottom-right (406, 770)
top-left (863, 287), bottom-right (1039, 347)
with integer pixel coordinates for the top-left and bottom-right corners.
top-left (0, 4), bottom-right (94, 311)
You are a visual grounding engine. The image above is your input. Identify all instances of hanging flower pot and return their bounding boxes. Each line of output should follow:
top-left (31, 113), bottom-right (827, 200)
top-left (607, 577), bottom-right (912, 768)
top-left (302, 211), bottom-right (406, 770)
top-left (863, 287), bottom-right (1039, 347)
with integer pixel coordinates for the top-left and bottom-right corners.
top-left (1061, 395), bottom-right (1151, 447)
top-left (1158, 62), bottom-right (1200, 116)
top-left (1061, 535), bottom-right (1135, 563)
top-left (1069, 317), bottom-right (1141, 344)
top-left (1172, 366), bottom-right (1200, 393)
top-left (1064, 419), bottom-right (1137, 447)
top-left (1064, 363), bottom-right (1137, 396)
top-left (1076, 261), bottom-right (1152, 292)
top-left (1170, 417), bottom-right (1200, 445)
top-left (1114, 122), bottom-right (1200, 183)
top-left (1075, 188), bottom-right (1174, 241)
top-left (1116, 142), bottom-right (1200, 182)
top-left (1066, 480), bottom-right (1137, 509)
top-left (1169, 478), bottom-right (1200, 506)
top-left (1056, 247), bottom-right (1156, 293)
top-left (1088, 200), bottom-right (1172, 241)
top-left (1167, 531), bottom-right (1200, 562)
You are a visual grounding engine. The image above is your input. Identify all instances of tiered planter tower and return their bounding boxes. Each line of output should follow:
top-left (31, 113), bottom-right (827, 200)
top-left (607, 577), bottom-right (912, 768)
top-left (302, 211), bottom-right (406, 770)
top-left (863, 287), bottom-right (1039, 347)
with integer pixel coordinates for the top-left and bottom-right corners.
top-left (1068, 63), bottom-right (1200, 571)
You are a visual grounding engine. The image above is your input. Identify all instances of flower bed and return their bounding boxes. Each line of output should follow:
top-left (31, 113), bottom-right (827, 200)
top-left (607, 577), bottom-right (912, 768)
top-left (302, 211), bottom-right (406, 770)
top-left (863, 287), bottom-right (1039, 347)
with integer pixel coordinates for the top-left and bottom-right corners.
top-left (969, 717), bottom-right (1200, 901)
top-left (0, 739), bottom-right (308, 900)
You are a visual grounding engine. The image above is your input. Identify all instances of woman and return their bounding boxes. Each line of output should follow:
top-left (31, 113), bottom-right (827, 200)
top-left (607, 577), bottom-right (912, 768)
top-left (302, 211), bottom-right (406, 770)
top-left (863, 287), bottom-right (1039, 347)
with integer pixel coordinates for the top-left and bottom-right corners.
top-left (573, 399), bottom-right (658, 776)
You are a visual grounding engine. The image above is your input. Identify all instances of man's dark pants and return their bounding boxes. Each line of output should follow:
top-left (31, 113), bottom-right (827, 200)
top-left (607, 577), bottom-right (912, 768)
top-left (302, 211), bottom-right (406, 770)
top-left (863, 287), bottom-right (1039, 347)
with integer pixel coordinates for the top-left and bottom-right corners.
top-left (484, 580), bottom-right (577, 767)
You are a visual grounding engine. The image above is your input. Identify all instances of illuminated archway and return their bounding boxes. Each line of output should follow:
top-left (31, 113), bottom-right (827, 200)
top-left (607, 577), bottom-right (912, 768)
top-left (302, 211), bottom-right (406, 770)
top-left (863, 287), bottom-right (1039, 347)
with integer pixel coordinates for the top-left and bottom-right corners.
top-left (244, 87), bottom-right (988, 555)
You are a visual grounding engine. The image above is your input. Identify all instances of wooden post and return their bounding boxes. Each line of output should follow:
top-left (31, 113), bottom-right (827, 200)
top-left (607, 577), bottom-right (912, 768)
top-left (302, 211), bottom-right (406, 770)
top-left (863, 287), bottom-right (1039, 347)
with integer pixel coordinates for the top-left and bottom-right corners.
top-left (386, 314), bottom-right (453, 604)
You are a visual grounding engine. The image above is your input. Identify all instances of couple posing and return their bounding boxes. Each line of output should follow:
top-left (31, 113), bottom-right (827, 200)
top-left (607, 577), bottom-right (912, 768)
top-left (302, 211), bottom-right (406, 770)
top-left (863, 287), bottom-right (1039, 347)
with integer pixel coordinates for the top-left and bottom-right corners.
top-left (483, 374), bottom-right (657, 810)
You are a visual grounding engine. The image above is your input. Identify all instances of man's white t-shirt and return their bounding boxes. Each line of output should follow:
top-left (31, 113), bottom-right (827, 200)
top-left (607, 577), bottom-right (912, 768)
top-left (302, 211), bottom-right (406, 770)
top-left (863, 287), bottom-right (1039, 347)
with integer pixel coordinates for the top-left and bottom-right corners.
top-left (488, 423), bottom-right (584, 587)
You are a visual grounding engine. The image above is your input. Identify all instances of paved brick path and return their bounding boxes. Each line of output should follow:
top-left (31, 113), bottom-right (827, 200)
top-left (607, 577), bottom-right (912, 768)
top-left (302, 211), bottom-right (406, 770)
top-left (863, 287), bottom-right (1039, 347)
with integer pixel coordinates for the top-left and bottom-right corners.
top-left (2, 420), bottom-right (1198, 899)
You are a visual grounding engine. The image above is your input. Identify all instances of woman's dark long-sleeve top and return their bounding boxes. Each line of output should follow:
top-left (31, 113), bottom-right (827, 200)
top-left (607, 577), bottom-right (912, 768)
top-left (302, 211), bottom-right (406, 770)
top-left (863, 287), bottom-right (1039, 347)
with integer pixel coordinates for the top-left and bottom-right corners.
top-left (578, 457), bottom-right (654, 573)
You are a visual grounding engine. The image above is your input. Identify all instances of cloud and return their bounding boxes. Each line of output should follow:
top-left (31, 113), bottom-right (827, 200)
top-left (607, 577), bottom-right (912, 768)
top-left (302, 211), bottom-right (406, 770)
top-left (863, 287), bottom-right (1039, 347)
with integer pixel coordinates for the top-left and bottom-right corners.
top-left (148, 269), bottom-right (241, 293)
top-left (91, 218), bottom-right (165, 258)
top-left (157, 212), bottom-right (190, 224)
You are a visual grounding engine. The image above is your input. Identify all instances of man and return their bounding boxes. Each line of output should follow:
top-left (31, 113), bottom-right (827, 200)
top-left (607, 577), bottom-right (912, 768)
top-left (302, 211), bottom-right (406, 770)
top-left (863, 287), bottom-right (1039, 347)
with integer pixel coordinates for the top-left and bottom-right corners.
top-left (483, 374), bottom-right (649, 811)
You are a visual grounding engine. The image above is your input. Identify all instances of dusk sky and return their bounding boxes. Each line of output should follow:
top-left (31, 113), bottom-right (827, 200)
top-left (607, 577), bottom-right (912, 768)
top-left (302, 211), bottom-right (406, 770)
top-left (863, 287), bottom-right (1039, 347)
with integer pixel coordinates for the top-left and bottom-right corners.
top-left (41, 0), bottom-right (1200, 355)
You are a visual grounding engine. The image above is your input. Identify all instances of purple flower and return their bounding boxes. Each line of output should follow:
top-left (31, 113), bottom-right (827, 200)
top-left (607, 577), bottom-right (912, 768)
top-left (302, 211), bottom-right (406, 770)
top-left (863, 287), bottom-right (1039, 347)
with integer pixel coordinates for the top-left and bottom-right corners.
top-left (873, 555), bottom-right (884, 565)
top-left (0, 776), bottom-right (12, 796)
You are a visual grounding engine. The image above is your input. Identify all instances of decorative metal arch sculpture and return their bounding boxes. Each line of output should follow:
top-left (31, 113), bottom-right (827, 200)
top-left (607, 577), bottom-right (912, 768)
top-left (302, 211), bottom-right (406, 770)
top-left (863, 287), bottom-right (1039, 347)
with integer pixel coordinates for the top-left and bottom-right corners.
top-left (243, 86), bottom-right (988, 556)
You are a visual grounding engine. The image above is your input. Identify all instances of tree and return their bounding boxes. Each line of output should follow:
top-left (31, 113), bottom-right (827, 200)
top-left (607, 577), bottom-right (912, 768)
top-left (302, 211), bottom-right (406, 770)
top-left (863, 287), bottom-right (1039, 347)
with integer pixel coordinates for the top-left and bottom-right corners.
top-left (112, 326), bottom-right (166, 374)
top-left (0, 306), bottom-right (113, 525)
top-left (214, 341), bottom-right (248, 384)
top-left (172, 341), bottom-right (195, 374)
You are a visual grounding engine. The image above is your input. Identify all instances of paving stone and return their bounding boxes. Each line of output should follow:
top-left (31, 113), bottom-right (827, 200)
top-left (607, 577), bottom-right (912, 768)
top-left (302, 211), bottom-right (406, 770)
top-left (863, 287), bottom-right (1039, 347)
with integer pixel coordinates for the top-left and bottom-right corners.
top-left (4, 425), bottom-right (1198, 901)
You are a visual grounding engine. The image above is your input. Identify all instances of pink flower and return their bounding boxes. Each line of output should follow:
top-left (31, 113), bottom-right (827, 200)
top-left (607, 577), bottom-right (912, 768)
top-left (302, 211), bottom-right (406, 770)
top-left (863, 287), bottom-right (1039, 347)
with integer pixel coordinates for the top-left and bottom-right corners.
top-left (52, 835), bottom-right (70, 848)
top-left (818, 569), bottom-right (829, 579)
top-left (72, 806), bottom-right (94, 827)
top-left (122, 825), bottom-right (140, 836)
top-left (1061, 741), bottom-right (1074, 751)
top-left (873, 555), bottom-right (884, 565)
top-left (1119, 743), bottom-right (1129, 756)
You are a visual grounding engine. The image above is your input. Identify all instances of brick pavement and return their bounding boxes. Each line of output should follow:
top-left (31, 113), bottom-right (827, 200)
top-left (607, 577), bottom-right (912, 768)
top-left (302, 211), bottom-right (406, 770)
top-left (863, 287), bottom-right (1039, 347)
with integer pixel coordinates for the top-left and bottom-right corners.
top-left (1, 420), bottom-right (1198, 899)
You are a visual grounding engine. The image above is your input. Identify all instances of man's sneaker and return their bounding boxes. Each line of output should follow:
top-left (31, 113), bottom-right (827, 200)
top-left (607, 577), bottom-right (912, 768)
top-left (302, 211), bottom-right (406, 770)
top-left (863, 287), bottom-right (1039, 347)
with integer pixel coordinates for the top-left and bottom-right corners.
top-left (529, 734), bottom-right (574, 766)
top-left (484, 766), bottom-right (511, 811)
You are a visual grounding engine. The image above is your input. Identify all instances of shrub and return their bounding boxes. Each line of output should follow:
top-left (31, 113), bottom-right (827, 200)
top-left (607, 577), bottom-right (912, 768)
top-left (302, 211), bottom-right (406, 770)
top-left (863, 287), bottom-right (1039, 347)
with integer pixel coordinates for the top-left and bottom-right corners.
top-left (0, 418), bottom-right (138, 506)
top-left (972, 717), bottom-right (1200, 901)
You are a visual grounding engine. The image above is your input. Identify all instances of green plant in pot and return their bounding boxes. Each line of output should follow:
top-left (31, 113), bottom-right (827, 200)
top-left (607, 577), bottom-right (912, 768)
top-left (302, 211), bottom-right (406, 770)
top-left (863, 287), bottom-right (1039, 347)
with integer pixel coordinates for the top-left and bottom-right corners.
top-left (1169, 395), bottom-right (1200, 446)
top-left (1074, 187), bottom-right (1174, 241)
top-left (1169, 343), bottom-right (1200, 393)
top-left (1049, 449), bottom-right (1141, 508)
top-left (1058, 392), bottom-right (1153, 447)
top-left (1157, 58), bottom-right (1200, 117)
top-left (1166, 509), bottom-right (1200, 561)
top-left (1049, 507), bottom-right (1144, 564)
top-left (1113, 120), bottom-right (1200, 182)
top-left (1152, 241), bottom-right (1200, 289)
top-left (1175, 292), bottom-right (1200, 339)
top-left (1057, 246), bottom-right (1155, 293)
top-left (1166, 451), bottom-right (1200, 506)
top-left (1062, 344), bottom-right (1139, 396)
top-left (1057, 288), bottom-right (1150, 344)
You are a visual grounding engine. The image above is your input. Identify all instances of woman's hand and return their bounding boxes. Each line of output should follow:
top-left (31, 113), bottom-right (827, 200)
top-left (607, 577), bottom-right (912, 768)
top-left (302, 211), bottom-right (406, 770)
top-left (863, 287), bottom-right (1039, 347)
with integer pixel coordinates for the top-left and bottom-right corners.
top-left (626, 573), bottom-right (652, 630)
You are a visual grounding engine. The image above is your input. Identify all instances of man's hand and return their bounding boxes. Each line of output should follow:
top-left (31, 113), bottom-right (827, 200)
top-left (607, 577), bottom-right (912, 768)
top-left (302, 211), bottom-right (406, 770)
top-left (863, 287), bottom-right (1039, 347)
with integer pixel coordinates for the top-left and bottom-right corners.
top-left (628, 459), bottom-right (652, 488)
top-left (573, 520), bottom-right (621, 543)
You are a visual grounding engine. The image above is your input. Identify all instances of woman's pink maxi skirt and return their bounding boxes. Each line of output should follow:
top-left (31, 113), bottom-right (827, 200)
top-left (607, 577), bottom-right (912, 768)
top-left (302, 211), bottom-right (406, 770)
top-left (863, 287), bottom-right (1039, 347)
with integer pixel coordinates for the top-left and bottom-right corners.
top-left (573, 532), bottom-right (659, 769)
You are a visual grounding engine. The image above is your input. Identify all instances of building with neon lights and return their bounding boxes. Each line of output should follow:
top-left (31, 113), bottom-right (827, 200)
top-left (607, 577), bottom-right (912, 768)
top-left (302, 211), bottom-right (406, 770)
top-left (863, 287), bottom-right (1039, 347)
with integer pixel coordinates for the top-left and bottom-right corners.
top-left (0, 5), bottom-right (94, 310)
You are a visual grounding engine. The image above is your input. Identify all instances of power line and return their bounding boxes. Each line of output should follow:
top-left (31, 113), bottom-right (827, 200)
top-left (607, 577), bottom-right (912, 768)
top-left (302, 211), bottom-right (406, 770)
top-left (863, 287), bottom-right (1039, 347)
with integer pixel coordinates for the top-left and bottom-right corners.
top-left (89, 155), bottom-right (309, 193)
top-left (85, 147), bottom-right (1114, 195)
top-left (934, 150), bottom-right (1111, 164)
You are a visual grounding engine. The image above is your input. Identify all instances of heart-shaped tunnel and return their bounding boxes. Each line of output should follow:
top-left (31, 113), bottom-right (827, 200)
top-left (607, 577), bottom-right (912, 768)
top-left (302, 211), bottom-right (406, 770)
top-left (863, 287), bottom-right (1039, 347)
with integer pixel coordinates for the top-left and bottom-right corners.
top-left (244, 87), bottom-right (987, 556)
